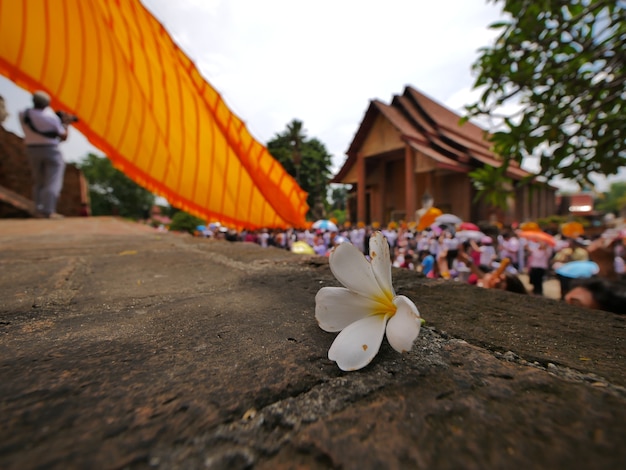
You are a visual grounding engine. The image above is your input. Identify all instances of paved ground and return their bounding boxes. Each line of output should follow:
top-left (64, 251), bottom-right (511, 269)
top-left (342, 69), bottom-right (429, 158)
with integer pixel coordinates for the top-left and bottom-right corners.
top-left (0, 215), bottom-right (158, 236)
top-left (1, 217), bottom-right (624, 469)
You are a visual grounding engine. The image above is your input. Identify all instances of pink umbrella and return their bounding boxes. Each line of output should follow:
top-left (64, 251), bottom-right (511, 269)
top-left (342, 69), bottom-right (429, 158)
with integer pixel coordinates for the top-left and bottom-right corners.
top-left (459, 222), bottom-right (480, 231)
top-left (517, 230), bottom-right (556, 247)
top-left (429, 223), bottom-right (443, 235)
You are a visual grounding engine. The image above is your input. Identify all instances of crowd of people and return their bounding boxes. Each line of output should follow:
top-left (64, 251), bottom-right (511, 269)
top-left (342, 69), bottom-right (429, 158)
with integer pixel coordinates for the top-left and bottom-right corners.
top-left (198, 220), bottom-right (626, 315)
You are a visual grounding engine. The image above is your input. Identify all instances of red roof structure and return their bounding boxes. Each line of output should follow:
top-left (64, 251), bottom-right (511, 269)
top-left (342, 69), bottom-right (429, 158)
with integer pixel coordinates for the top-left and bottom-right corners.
top-left (332, 86), bottom-right (557, 225)
top-left (335, 86), bottom-right (529, 184)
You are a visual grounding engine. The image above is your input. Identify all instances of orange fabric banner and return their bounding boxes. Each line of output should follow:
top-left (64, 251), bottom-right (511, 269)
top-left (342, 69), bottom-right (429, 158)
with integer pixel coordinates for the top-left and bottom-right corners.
top-left (0, 0), bottom-right (308, 229)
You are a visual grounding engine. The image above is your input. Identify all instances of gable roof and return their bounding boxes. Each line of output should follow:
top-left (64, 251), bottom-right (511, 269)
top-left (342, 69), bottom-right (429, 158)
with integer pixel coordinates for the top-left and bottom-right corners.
top-left (333, 86), bottom-right (530, 182)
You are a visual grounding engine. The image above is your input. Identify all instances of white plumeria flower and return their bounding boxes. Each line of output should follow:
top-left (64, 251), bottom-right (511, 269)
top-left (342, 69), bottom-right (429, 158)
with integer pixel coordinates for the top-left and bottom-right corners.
top-left (315, 231), bottom-right (422, 371)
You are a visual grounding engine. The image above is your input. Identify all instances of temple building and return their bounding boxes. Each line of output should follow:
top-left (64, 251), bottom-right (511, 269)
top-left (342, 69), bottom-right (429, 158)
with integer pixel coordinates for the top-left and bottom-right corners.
top-left (331, 86), bottom-right (557, 226)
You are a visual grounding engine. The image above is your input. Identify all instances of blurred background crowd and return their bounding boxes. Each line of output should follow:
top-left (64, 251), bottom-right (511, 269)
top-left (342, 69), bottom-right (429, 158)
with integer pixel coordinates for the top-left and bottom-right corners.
top-left (192, 217), bottom-right (626, 315)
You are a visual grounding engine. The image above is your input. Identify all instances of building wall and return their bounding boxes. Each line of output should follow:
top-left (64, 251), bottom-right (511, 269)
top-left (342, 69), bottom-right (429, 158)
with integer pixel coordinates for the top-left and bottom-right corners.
top-left (353, 154), bottom-right (558, 226)
top-left (385, 157), bottom-right (406, 221)
top-left (514, 183), bottom-right (558, 224)
top-left (431, 172), bottom-right (471, 220)
top-left (344, 113), bottom-right (559, 226)
top-left (360, 157), bottom-right (477, 224)
top-left (360, 114), bottom-right (403, 157)
top-left (364, 157), bottom-right (382, 223)
top-left (348, 162), bottom-right (559, 227)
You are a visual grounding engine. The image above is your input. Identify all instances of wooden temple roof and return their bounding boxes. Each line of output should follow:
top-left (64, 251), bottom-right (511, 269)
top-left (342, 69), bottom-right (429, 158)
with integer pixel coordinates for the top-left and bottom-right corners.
top-left (332, 86), bottom-right (530, 183)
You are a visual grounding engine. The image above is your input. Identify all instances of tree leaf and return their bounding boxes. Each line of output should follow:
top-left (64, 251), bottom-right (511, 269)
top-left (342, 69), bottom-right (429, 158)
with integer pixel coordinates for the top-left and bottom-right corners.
top-left (464, 0), bottom-right (626, 189)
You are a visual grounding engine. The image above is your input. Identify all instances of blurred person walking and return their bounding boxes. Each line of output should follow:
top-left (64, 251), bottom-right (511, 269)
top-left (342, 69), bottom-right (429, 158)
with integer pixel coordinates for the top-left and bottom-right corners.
top-left (526, 241), bottom-right (552, 296)
top-left (19, 91), bottom-right (71, 218)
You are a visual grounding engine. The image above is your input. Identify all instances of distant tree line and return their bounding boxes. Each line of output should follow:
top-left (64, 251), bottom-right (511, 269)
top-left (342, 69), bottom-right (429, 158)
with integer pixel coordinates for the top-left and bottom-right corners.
top-left (78, 153), bottom-right (155, 219)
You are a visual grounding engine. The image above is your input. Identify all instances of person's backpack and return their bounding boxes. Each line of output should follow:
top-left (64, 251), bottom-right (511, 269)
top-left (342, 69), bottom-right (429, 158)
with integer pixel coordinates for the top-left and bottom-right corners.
top-left (22, 109), bottom-right (60, 139)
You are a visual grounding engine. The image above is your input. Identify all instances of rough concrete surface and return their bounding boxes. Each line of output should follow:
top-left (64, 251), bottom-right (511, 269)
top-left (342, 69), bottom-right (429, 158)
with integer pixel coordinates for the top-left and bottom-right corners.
top-left (0, 217), bottom-right (624, 470)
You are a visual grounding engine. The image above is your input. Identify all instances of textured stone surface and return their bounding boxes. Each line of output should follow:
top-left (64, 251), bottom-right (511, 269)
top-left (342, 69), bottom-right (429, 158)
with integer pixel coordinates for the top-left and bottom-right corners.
top-left (0, 218), bottom-right (624, 469)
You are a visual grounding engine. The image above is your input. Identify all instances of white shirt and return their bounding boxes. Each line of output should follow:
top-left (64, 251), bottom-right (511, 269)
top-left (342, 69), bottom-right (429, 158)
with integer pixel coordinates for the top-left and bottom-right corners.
top-left (479, 245), bottom-right (496, 267)
top-left (19, 107), bottom-right (65, 146)
top-left (527, 243), bottom-right (552, 269)
top-left (258, 232), bottom-right (270, 248)
top-left (383, 229), bottom-right (398, 248)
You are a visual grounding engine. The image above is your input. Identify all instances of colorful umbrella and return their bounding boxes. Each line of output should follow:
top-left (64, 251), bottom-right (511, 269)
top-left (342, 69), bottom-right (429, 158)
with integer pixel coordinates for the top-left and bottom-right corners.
top-left (520, 221), bottom-right (541, 232)
top-left (0, 1), bottom-right (308, 229)
top-left (555, 261), bottom-right (599, 279)
top-left (456, 230), bottom-right (486, 242)
top-left (561, 221), bottom-right (585, 238)
top-left (312, 219), bottom-right (338, 232)
top-left (332, 236), bottom-right (350, 245)
top-left (517, 230), bottom-right (556, 247)
top-left (459, 222), bottom-right (480, 231)
top-left (291, 241), bottom-right (315, 255)
top-left (435, 213), bottom-right (463, 225)
top-left (428, 224), bottom-right (443, 236)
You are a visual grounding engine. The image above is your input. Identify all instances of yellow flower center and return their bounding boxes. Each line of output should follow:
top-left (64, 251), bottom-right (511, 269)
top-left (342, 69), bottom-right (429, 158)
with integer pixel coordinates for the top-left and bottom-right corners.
top-left (372, 290), bottom-right (396, 318)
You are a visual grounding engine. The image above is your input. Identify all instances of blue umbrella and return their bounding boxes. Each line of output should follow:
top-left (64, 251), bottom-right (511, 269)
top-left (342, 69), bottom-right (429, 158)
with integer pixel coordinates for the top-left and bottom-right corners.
top-left (312, 219), bottom-right (338, 231)
top-left (333, 236), bottom-right (350, 245)
top-left (555, 261), bottom-right (599, 279)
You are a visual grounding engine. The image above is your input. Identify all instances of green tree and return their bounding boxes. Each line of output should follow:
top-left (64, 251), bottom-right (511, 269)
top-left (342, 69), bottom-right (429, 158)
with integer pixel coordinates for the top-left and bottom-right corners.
top-left (267, 119), bottom-right (333, 219)
top-left (596, 181), bottom-right (626, 215)
top-left (468, 164), bottom-right (513, 210)
top-left (465, 0), bottom-right (626, 187)
top-left (78, 153), bottom-right (155, 219)
top-left (168, 211), bottom-right (205, 234)
top-left (329, 184), bottom-right (348, 211)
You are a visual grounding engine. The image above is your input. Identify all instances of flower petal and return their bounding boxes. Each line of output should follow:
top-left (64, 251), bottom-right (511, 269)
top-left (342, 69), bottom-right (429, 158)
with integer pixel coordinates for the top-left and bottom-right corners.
top-left (328, 314), bottom-right (387, 371)
top-left (315, 286), bottom-right (387, 332)
top-left (368, 231), bottom-right (395, 297)
top-left (386, 295), bottom-right (421, 353)
top-left (328, 241), bottom-right (386, 299)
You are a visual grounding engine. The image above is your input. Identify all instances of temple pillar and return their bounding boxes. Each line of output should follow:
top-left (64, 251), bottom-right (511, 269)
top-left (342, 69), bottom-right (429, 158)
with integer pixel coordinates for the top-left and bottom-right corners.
top-left (405, 145), bottom-right (416, 221)
top-left (379, 160), bottom-right (386, 224)
top-left (356, 153), bottom-right (366, 223)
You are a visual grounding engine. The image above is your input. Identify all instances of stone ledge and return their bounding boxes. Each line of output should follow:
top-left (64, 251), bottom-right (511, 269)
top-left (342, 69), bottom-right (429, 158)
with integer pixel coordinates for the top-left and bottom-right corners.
top-left (0, 218), bottom-right (624, 469)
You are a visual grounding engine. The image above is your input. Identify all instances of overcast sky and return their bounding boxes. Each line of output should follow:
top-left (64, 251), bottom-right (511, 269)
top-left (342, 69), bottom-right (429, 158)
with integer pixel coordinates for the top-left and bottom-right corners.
top-left (1, 0), bottom-right (622, 191)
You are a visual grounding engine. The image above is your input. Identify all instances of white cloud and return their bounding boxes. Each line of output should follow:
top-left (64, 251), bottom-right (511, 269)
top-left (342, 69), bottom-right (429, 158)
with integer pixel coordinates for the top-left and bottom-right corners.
top-left (137, 0), bottom-right (505, 168)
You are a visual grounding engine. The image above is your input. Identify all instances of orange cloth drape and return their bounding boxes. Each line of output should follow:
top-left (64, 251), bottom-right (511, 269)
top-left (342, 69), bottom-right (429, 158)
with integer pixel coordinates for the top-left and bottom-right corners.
top-left (0, 0), bottom-right (308, 229)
